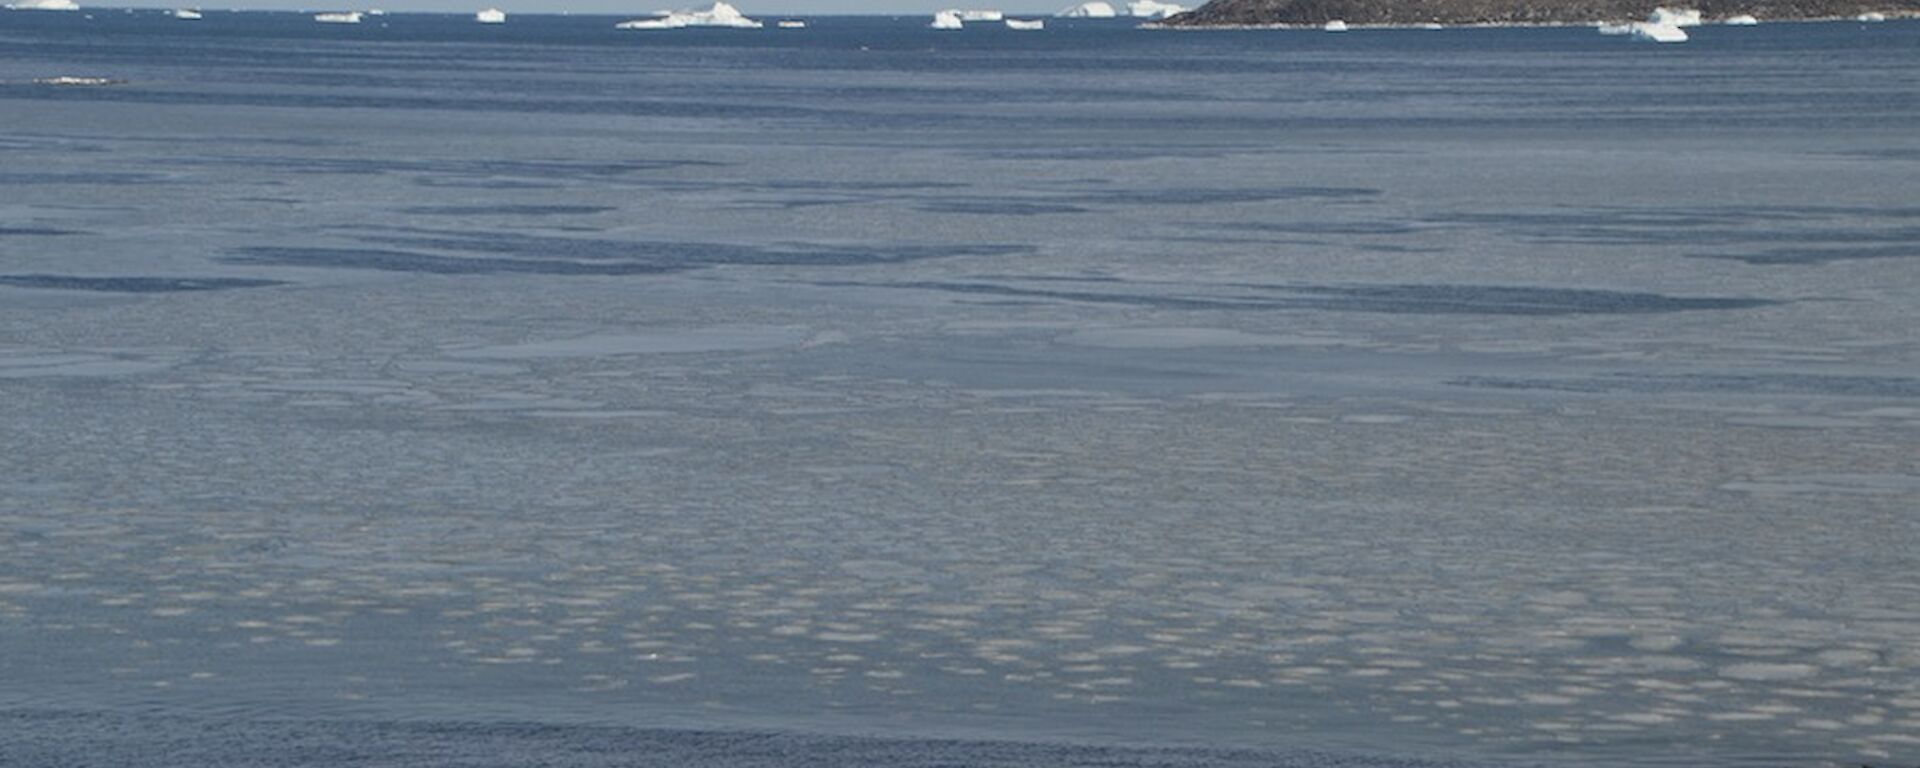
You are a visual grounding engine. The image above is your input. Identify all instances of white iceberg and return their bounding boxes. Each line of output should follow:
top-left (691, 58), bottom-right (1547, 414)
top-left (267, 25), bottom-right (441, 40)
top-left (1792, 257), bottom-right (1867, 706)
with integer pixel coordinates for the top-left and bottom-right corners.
top-left (617, 1), bottom-right (761, 29)
top-left (931, 9), bottom-right (963, 28)
top-left (1722, 13), bottom-right (1758, 24)
top-left (1127, 0), bottom-right (1184, 18)
top-left (1857, 11), bottom-right (1886, 21)
top-left (314, 10), bottom-right (362, 22)
top-left (172, 7), bottom-right (201, 18)
top-left (958, 8), bottom-right (1002, 20)
top-left (1647, 6), bottom-right (1701, 26)
top-left (1005, 17), bottom-right (1043, 29)
top-left (476, 7), bottom-right (505, 22)
top-left (5, 0), bottom-right (81, 10)
top-left (775, 18), bottom-right (804, 27)
top-left (1323, 18), bottom-right (1347, 31)
top-left (1056, 1), bottom-right (1116, 17)
top-left (1596, 21), bottom-right (1633, 34)
top-left (1630, 21), bottom-right (1688, 42)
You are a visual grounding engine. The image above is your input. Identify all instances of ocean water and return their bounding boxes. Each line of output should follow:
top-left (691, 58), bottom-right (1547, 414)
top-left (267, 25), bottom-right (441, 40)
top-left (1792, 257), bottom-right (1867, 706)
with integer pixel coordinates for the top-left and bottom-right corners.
top-left (3, 11), bottom-right (1919, 767)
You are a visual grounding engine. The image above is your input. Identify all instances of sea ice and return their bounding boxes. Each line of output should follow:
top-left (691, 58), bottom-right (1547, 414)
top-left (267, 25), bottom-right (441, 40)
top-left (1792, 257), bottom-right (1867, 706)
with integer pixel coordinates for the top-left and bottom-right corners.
top-left (1126, 0), bottom-right (1185, 18)
top-left (313, 10), bottom-right (361, 23)
top-left (475, 7), bottom-right (505, 23)
top-left (958, 8), bottom-right (1002, 21)
top-left (931, 10), bottom-right (963, 28)
top-left (3, 0), bottom-right (79, 10)
top-left (1056, 1), bottom-right (1116, 17)
top-left (1005, 18), bottom-right (1043, 29)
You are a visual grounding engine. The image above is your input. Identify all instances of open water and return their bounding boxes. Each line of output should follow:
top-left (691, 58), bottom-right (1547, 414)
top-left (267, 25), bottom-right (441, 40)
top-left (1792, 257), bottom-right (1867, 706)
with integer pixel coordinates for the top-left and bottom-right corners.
top-left (2, 11), bottom-right (1919, 767)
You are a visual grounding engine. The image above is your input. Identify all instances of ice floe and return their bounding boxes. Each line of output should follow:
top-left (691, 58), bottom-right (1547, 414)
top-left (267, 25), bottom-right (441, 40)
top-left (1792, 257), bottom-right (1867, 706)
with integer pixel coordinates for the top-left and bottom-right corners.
top-left (1005, 17), bottom-right (1043, 29)
top-left (775, 18), bottom-right (804, 27)
top-left (1323, 19), bottom-right (1348, 31)
top-left (475, 7), bottom-right (505, 23)
top-left (957, 8), bottom-right (1001, 21)
top-left (313, 10), bottom-right (362, 23)
top-left (1857, 11), bottom-right (1886, 21)
top-left (172, 7), bottom-right (200, 19)
top-left (930, 9), bottom-right (963, 29)
top-left (4, 0), bottom-right (79, 10)
top-left (1055, 1), bottom-right (1116, 18)
top-left (1723, 14), bottom-right (1758, 24)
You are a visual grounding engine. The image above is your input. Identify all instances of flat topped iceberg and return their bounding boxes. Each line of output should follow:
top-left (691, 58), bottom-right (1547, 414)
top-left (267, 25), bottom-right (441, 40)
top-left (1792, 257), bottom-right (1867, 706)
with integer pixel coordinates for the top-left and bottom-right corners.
top-left (1856, 11), bottom-right (1886, 20)
top-left (1056, 1), bottom-right (1116, 17)
top-left (475, 7), bottom-right (505, 23)
top-left (5, 0), bottom-right (81, 10)
top-left (931, 9), bottom-right (963, 28)
top-left (958, 8), bottom-right (1001, 20)
top-left (617, 1), bottom-right (761, 29)
top-left (1005, 17), bottom-right (1043, 28)
top-left (314, 10), bottom-right (362, 22)
top-left (1127, 0), bottom-right (1185, 18)
top-left (1723, 13), bottom-right (1758, 24)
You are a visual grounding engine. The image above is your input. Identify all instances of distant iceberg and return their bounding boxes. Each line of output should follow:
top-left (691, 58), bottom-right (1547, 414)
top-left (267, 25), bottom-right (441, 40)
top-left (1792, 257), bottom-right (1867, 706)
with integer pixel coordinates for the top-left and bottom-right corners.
top-left (931, 9), bottom-right (963, 28)
top-left (1322, 18), bottom-right (1347, 31)
top-left (617, 1), bottom-right (762, 29)
top-left (1126, 0), bottom-right (1184, 18)
top-left (1596, 21), bottom-right (1633, 34)
top-left (172, 7), bottom-right (201, 18)
top-left (1055, 1), bottom-right (1116, 17)
top-left (958, 8), bottom-right (1002, 20)
top-left (475, 7), bottom-right (505, 23)
top-left (1630, 21), bottom-right (1687, 42)
top-left (1856, 11), bottom-right (1886, 21)
top-left (775, 18), bottom-right (804, 27)
top-left (314, 10), bottom-right (362, 22)
top-left (5, 0), bottom-right (81, 10)
top-left (1005, 17), bottom-right (1043, 29)
top-left (1646, 6), bottom-right (1701, 26)
top-left (1722, 14), bottom-right (1758, 24)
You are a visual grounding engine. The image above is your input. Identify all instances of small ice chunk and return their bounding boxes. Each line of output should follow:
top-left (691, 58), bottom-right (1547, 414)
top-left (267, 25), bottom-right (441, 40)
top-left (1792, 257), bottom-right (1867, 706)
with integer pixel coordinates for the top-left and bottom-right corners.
top-left (1323, 19), bottom-right (1348, 31)
top-left (1722, 14), bottom-right (1758, 24)
top-left (475, 7), bottom-right (505, 23)
top-left (1005, 18), bottom-right (1043, 29)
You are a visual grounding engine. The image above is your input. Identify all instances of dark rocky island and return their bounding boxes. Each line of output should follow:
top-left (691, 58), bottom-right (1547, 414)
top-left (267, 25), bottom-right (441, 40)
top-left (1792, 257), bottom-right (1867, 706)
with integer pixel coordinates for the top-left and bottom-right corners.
top-left (1160, 0), bottom-right (1918, 26)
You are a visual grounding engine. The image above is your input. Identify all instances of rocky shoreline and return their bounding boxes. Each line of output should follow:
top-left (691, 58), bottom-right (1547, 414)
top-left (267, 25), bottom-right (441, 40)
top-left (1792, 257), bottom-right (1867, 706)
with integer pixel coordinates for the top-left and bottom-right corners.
top-left (1159, 0), bottom-right (1920, 26)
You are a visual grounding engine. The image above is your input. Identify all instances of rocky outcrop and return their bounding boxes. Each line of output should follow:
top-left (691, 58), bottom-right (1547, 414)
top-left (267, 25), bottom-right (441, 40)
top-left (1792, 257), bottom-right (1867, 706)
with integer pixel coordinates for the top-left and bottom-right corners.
top-left (1161, 0), bottom-right (1919, 25)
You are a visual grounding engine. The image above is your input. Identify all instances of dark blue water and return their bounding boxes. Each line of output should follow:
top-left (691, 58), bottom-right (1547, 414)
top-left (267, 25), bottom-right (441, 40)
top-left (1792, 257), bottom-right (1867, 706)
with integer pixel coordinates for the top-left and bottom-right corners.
top-left (3, 11), bottom-right (1919, 768)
